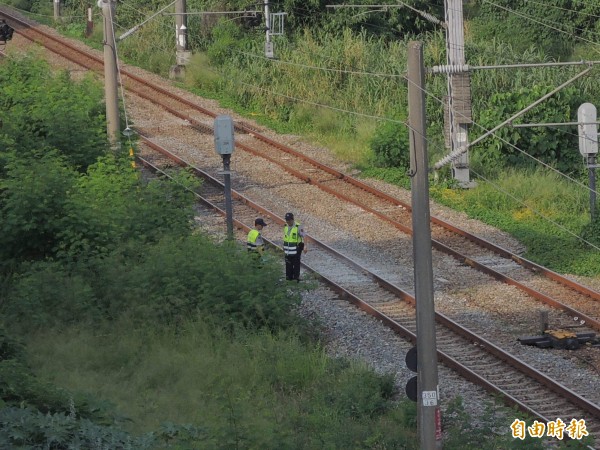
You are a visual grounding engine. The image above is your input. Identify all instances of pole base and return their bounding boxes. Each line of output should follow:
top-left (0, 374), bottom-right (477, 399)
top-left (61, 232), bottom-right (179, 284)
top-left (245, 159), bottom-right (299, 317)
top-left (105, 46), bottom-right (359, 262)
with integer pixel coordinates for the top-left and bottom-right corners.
top-left (169, 64), bottom-right (187, 80)
top-left (452, 166), bottom-right (476, 188)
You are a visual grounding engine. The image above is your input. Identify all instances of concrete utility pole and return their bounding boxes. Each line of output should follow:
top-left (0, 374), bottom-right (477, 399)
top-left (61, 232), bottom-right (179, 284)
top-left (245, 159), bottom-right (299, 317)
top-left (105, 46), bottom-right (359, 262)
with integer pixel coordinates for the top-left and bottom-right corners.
top-left (100, 0), bottom-right (120, 149)
top-left (407, 41), bottom-right (442, 450)
top-left (54, 0), bottom-right (61, 20)
top-left (264, 0), bottom-right (273, 58)
top-left (170, 0), bottom-right (191, 79)
top-left (444, 0), bottom-right (473, 186)
top-left (578, 103), bottom-right (599, 221)
top-left (86, 4), bottom-right (94, 37)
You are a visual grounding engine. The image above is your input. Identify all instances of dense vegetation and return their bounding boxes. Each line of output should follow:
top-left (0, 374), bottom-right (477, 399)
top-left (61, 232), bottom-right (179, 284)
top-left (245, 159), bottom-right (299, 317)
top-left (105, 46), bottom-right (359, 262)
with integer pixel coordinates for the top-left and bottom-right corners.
top-left (1, 0), bottom-right (599, 448)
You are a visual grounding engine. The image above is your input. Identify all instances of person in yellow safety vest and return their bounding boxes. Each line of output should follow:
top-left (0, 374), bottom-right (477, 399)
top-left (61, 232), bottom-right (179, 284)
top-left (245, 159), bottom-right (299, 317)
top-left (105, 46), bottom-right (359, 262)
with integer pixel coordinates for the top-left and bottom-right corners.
top-left (247, 218), bottom-right (267, 255)
top-left (283, 212), bottom-right (307, 282)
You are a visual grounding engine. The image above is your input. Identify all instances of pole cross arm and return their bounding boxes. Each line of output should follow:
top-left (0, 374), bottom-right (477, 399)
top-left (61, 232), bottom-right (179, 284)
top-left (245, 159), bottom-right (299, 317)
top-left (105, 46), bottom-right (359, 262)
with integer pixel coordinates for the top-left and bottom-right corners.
top-left (118, 0), bottom-right (177, 41)
top-left (433, 66), bottom-right (595, 170)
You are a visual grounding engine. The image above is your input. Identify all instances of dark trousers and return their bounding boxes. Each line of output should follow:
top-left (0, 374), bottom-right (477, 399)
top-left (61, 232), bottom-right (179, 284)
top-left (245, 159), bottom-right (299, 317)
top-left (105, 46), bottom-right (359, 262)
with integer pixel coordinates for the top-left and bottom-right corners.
top-left (285, 253), bottom-right (302, 281)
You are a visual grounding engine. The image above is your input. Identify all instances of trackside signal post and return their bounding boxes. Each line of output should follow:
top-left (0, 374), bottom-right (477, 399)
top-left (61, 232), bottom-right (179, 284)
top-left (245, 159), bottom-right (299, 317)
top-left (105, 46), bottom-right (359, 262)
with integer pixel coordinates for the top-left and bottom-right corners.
top-left (444, 0), bottom-right (472, 187)
top-left (508, 101), bottom-right (599, 222)
top-left (407, 41), bottom-right (442, 449)
top-left (578, 103), bottom-right (599, 221)
top-left (263, 0), bottom-right (286, 58)
top-left (214, 115), bottom-right (235, 239)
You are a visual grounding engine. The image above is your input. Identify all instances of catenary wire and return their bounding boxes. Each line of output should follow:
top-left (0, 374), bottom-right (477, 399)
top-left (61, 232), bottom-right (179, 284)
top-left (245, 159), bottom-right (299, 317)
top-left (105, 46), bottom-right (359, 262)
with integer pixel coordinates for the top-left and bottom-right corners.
top-left (234, 49), bottom-right (407, 79)
top-left (227, 42), bottom-right (598, 201)
top-left (198, 63), bottom-right (426, 136)
top-left (482, 0), bottom-right (600, 48)
top-left (207, 61), bottom-right (599, 250)
top-left (520, 0), bottom-right (600, 20)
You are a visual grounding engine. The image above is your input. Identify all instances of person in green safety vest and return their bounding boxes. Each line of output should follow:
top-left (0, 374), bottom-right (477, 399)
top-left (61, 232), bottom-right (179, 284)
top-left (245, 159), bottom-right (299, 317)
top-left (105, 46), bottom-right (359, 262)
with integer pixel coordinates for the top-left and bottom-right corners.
top-left (247, 218), bottom-right (267, 255)
top-left (283, 212), bottom-right (307, 282)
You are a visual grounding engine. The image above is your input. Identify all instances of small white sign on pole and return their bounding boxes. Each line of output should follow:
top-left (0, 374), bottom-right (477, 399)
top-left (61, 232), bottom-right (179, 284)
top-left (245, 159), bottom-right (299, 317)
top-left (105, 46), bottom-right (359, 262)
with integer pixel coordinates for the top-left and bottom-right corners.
top-left (578, 103), bottom-right (598, 156)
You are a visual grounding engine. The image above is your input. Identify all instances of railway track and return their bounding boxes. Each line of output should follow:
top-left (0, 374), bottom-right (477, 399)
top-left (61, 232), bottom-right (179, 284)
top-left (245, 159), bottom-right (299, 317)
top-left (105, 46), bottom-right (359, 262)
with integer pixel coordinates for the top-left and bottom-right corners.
top-left (3, 10), bottom-right (598, 334)
top-left (3, 10), bottom-right (600, 446)
top-left (139, 137), bottom-right (600, 445)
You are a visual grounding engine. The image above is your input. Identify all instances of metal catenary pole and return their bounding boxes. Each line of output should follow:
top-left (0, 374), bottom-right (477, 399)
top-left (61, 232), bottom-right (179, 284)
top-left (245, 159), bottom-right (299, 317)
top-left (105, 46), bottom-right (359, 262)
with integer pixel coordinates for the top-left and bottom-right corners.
top-left (86, 4), bottom-right (94, 37)
top-left (101, 0), bottom-right (120, 150)
top-left (408, 41), bottom-right (442, 450)
top-left (175, 0), bottom-right (188, 57)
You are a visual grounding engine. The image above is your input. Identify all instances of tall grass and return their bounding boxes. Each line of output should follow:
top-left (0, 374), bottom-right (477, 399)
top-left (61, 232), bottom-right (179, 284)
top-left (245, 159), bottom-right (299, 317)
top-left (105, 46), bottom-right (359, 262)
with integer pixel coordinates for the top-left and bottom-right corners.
top-left (431, 167), bottom-right (600, 274)
top-left (24, 320), bottom-right (418, 448)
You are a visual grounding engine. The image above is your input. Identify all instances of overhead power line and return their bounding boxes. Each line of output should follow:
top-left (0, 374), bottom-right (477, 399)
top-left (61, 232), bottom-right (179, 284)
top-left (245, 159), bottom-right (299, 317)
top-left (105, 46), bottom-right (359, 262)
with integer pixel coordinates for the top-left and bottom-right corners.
top-left (325, 3), bottom-right (445, 27)
top-left (118, 0), bottom-right (176, 41)
top-left (482, 0), bottom-right (600, 48)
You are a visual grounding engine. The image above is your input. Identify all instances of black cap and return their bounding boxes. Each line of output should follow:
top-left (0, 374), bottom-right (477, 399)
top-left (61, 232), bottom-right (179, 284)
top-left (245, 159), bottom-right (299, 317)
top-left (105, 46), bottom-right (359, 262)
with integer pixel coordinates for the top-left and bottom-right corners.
top-left (255, 218), bottom-right (267, 226)
top-left (284, 212), bottom-right (294, 221)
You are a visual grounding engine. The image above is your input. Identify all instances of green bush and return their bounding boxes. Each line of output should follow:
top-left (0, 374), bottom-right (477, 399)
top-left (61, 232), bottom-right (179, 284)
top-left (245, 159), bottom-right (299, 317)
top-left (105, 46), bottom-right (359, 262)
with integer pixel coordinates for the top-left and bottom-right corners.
top-left (2, 0), bottom-right (32, 12)
top-left (0, 328), bottom-right (24, 362)
top-left (57, 156), bottom-right (198, 261)
top-left (580, 213), bottom-right (600, 248)
top-left (469, 0), bottom-right (576, 59)
top-left (473, 84), bottom-right (583, 175)
top-left (2, 261), bottom-right (98, 330)
top-left (207, 21), bottom-right (246, 66)
top-left (26, 322), bottom-right (418, 448)
top-left (0, 56), bottom-right (107, 170)
top-left (0, 406), bottom-right (155, 449)
top-left (443, 396), bottom-right (546, 449)
top-left (369, 120), bottom-right (411, 169)
top-left (0, 358), bottom-right (115, 424)
top-left (0, 150), bottom-right (78, 265)
top-left (86, 236), bottom-right (301, 328)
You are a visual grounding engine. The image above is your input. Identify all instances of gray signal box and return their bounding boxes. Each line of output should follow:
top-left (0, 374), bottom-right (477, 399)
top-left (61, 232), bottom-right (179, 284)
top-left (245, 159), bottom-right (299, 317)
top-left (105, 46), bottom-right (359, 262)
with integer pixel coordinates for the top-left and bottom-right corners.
top-left (578, 103), bottom-right (598, 156)
top-left (214, 115), bottom-right (235, 155)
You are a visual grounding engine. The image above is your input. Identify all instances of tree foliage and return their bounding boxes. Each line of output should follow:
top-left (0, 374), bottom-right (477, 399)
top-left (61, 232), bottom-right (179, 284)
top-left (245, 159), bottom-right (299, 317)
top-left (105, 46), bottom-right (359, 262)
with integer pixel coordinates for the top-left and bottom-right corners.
top-left (369, 120), bottom-right (411, 169)
top-left (474, 84), bottom-right (584, 175)
top-left (471, 0), bottom-right (573, 59)
top-left (0, 55), bottom-right (107, 170)
top-left (0, 150), bottom-right (78, 264)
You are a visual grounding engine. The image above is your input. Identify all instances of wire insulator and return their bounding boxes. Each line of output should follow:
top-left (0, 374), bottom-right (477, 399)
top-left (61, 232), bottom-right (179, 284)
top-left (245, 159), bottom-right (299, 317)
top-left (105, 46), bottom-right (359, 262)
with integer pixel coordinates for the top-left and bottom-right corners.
top-left (433, 148), bottom-right (468, 170)
top-left (429, 64), bottom-right (470, 74)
